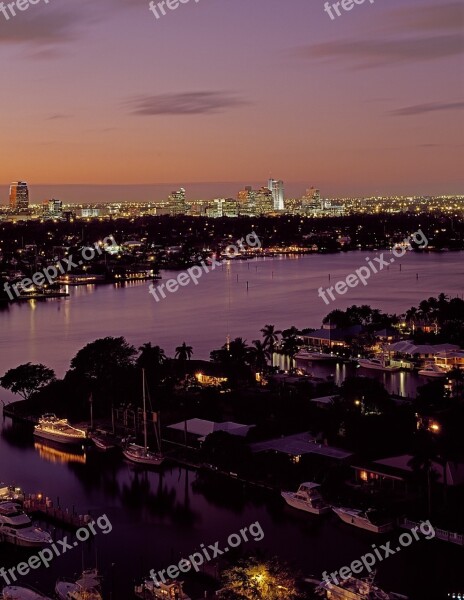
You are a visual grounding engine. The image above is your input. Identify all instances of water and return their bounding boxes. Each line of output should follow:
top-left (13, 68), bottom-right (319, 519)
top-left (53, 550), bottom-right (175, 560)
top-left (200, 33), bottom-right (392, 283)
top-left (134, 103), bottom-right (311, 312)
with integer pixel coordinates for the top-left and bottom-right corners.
top-left (0, 252), bottom-right (463, 599)
top-left (0, 251), bottom-right (462, 382)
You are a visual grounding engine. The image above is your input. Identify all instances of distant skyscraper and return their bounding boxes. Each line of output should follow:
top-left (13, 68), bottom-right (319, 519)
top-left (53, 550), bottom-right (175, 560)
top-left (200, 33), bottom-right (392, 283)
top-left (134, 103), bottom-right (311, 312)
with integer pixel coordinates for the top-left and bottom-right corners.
top-left (268, 179), bottom-right (284, 210)
top-left (169, 188), bottom-right (187, 216)
top-left (255, 187), bottom-right (274, 215)
top-left (9, 181), bottom-right (29, 212)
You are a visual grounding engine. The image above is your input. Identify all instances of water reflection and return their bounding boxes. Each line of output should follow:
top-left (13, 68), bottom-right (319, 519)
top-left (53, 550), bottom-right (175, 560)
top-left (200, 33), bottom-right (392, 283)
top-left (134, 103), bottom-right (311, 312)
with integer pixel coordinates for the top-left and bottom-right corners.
top-left (34, 441), bottom-right (87, 464)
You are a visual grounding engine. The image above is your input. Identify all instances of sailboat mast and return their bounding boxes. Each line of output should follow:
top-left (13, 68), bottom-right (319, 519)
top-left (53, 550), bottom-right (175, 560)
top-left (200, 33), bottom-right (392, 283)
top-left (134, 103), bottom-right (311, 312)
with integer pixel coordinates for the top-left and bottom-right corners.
top-left (142, 369), bottom-right (148, 452)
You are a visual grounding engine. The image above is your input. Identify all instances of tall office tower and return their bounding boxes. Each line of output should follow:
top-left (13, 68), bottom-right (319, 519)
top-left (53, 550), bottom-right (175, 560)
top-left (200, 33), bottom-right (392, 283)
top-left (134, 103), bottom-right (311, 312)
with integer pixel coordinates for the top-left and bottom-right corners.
top-left (302, 187), bottom-right (321, 207)
top-left (9, 181), bottom-right (29, 212)
top-left (42, 199), bottom-right (63, 219)
top-left (254, 187), bottom-right (274, 215)
top-left (169, 187), bottom-right (187, 216)
top-left (268, 179), bottom-right (284, 211)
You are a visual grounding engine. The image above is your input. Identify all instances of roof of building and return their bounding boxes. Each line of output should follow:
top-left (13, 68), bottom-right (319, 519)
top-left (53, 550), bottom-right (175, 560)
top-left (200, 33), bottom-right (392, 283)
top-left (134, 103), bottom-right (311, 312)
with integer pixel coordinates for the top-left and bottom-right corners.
top-left (387, 341), bottom-right (459, 355)
top-left (303, 325), bottom-right (365, 342)
top-left (250, 432), bottom-right (353, 460)
top-left (353, 454), bottom-right (464, 486)
top-left (167, 418), bottom-right (254, 441)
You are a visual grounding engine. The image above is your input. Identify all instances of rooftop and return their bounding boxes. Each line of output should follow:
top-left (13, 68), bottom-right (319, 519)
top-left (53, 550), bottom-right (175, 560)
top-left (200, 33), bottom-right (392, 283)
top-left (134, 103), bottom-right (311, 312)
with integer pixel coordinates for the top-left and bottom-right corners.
top-left (250, 432), bottom-right (353, 460)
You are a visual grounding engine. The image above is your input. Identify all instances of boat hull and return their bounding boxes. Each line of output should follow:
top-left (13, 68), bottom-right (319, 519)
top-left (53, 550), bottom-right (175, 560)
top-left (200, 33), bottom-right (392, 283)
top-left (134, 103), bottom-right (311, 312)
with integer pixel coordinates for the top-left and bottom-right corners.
top-left (281, 492), bottom-right (330, 515)
top-left (332, 508), bottom-right (394, 533)
top-left (33, 430), bottom-right (87, 446)
top-left (2, 586), bottom-right (52, 600)
top-left (358, 360), bottom-right (400, 372)
top-left (418, 369), bottom-right (447, 378)
top-left (123, 448), bottom-right (165, 466)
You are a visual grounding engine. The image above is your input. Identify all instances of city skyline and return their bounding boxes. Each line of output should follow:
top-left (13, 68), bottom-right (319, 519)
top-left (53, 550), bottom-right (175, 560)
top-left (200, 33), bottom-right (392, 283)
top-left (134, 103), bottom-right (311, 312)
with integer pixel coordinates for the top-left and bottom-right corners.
top-left (1, 0), bottom-right (463, 196)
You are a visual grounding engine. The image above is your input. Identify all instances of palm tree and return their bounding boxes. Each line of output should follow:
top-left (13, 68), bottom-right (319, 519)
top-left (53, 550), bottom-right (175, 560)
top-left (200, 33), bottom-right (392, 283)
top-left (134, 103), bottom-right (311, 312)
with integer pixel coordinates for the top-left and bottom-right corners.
top-left (137, 343), bottom-right (167, 370)
top-left (281, 326), bottom-right (302, 361)
top-left (260, 324), bottom-right (281, 352)
top-left (261, 324), bottom-right (281, 368)
top-left (249, 340), bottom-right (270, 373)
top-left (175, 342), bottom-right (193, 362)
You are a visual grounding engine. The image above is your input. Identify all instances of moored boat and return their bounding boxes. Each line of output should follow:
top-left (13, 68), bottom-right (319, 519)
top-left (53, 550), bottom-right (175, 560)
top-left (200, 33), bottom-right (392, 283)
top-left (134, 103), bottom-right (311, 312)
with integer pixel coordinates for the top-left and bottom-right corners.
top-left (281, 482), bottom-right (331, 515)
top-left (0, 502), bottom-right (52, 548)
top-left (55, 569), bottom-right (102, 600)
top-left (33, 414), bottom-right (87, 446)
top-left (134, 579), bottom-right (191, 600)
top-left (318, 574), bottom-right (403, 599)
top-left (123, 370), bottom-right (165, 467)
top-left (0, 483), bottom-right (24, 503)
top-left (332, 506), bottom-right (394, 533)
top-left (357, 357), bottom-right (400, 372)
top-left (418, 363), bottom-right (448, 378)
top-left (295, 350), bottom-right (338, 362)
top-left (1, 585), bottom-right (53, 600)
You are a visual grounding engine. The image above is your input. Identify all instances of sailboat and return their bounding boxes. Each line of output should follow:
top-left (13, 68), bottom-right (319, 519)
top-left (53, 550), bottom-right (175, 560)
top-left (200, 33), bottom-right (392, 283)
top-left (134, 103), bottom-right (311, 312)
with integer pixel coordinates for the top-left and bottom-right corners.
top-left (123, 370), bottom-right (165, 466)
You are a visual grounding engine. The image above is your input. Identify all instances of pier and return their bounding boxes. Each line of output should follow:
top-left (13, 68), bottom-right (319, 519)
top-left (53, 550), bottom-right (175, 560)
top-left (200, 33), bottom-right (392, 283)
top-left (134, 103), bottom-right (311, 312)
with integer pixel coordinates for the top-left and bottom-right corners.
top-left (24, 494), bottom-right (93, 530)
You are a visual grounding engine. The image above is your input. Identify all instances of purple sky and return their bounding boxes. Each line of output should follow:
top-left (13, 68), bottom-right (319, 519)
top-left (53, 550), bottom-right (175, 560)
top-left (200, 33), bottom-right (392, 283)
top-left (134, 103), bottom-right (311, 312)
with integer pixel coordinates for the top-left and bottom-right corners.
top-left (0, 0), bottom-right (463, 203)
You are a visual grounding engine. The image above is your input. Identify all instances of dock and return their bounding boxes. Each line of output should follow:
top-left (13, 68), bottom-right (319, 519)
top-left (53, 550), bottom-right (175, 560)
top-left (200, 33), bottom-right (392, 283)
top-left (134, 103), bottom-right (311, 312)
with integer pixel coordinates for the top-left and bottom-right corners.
top-left (24, 494), bottom-right (93, 530)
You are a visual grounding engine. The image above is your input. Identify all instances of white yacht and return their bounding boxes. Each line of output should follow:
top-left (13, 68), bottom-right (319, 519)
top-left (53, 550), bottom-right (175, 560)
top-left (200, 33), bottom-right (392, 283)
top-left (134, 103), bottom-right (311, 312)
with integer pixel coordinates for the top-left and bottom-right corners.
top-left (295, 350), bottom-right (338, 362)
top-left (55, 569), bottom-right (102, 600)
top-left (358, 357), bottom-right (400, 372)
top-left (418, 363), bottom-right (448, 378)
top-left (1, 585), bottom-right (53, 600)
top-left (134, 579), bottom-right (191, 600)
top-left (0, 483), bottom-right (24, 503)
top-left (281, 482), bottom-right (331, 515)
top-left (332, 506), bottom-right (394, 533)
top-left (34, 414), bottom-right (87, 446)
top-left (0, 502), bottom-right (52, 548)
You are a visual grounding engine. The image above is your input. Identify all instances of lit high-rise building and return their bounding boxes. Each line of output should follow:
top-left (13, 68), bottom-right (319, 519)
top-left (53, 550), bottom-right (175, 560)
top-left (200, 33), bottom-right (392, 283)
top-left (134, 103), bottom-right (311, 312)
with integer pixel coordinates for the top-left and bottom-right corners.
top-left (9, 181), bottom-right (29, 212)
top-left (254, 187), bottom-right (274, 215)
top-left (268, 179), bottom-right (284, 211)
top-left (169, 188), bottom-right (187, 216)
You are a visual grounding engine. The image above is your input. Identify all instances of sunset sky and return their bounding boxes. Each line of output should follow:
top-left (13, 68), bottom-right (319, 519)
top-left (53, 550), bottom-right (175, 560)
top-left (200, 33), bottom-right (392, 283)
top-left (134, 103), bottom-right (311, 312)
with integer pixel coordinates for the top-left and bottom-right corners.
top-left (0, 0), bottom-right (463, 202)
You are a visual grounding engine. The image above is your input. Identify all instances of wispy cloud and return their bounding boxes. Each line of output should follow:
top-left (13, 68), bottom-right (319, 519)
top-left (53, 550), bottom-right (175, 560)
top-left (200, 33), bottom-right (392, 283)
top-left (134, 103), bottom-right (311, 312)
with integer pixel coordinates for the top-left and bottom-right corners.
top-left (385, 2), bottom-right (464, 33)
top-left (125, 92), bottom-right (249, 116)
top-left (390, 101), bottom-right (464, 116)
top-left (295, 35), bottom-right (464, 68)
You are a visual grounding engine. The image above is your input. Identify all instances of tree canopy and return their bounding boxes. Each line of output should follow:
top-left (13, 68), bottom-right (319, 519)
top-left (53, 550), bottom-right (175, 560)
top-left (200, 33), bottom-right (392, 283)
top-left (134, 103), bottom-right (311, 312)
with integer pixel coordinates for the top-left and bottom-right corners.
top-left (0, 363), bottom-right (56, 400)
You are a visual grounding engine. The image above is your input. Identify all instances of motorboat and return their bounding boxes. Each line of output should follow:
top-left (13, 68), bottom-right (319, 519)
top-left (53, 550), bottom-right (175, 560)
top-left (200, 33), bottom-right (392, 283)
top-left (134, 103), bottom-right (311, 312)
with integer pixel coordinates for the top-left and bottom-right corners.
top-left (0, 483), bottom-right (24, 503)
top-left (90, 432), bottom-right (117, 451)
top-left (55, 569), bottom-right (102, 600)
top-left (332, 506), bottom-right (394, 533)
top-left (281, 482), bottom-right (331, 515)
top-left (295, 350), bottom-right (338, 362)
top-left (123, 370), bottom-right (165, 467)
top-left (418, 363), bottom-right (447, 378)
top-left (318, 574), bottom-right (403, 599)
top-left (0, 502), bottom-right (52, 547)
top-left (1, 585), bottom-right (53, 599)
top-left (134, 579), bottom-right (191, 600)
top-left (34, 414), bottom-right (87, 446)
top-left (357, 357), bottom-right (400, 372)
